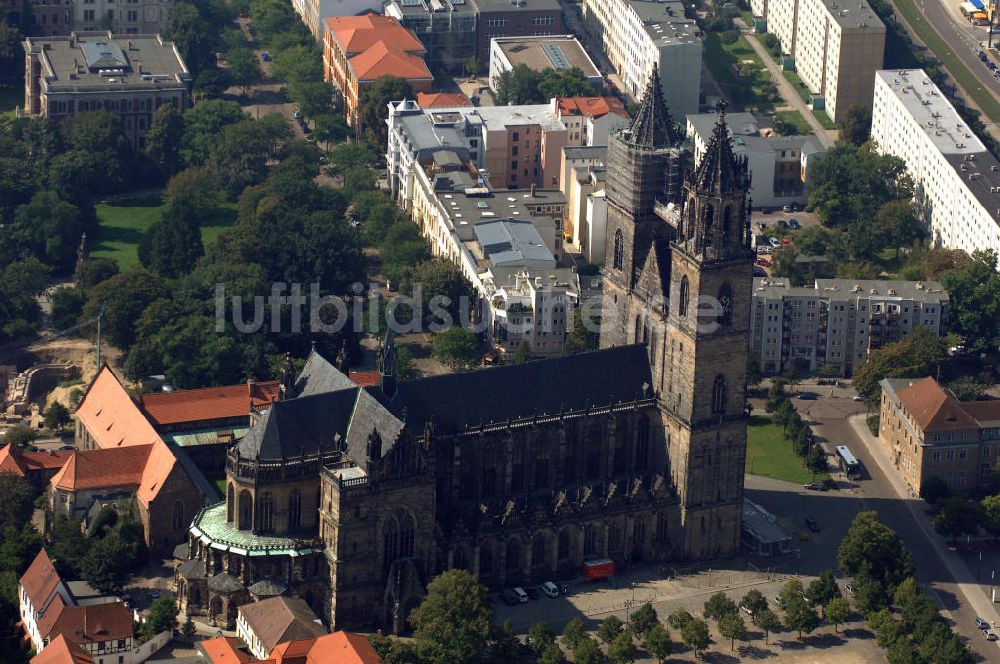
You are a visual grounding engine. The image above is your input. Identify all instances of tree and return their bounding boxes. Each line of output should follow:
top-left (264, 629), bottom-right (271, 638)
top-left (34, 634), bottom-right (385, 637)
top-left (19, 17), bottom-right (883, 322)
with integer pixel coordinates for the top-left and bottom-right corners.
top-left (0, 524), bottom-right (43, 575)
top-left (572, 637), bottom-right (604, 664)
top-left (703, 591), bottom-right (738, 622)
top-left (920, 475), bottom-right (951, 505)
top-left (946, 376), bottom-right (988, 402)
top-left (432, 328), bottom-right (478, 370)
top-left (855, 577), bottom-right (891, 615)
top-left (0, 473), bottom-right (34, 532)
top-left (181, 617), bottom-right (196, 640)
top-left (537, 642), bottom-right (567, 664)
top-left (942, 249), bottom-right (1000, 354)
top-left (464, 57), bottom-right (480, 77)
top-left (783, 596), bottom-right (819, 639)
top-left (643, 623), bottom-right (672, 663)
top-left (681, 618), bottom-right (710, 658)
top-left (82, 268), bottom-right (169, 349)
top-left (4, 425), bottom-right (37, 448)
top-left (344, 166), bottom-right (376, 194)
top-left (193, 67), bottom-right (231, 99)
top-left (180, 99), bottom-right (247, 166)
top-left (933, 497), bottom-right (983, 546)
top-left (208, 115), bottom-right (292, 196)
top-left (146, 105), bottom-right (185, 175)
top-left (668, 608), bottom-right (694, 630)
top-left (718, 613), bottom-right (746, 651)
top-left (874, 200), bottom-right (923, 260)
top-left (981, 493), bottom-right (1000, 538)
top-left (528, 621), bottom-right (556, 654)
top-left (74, 258), bottom-right (119, 290)
top-left (563, 306), bottom-right (597, 355)
top-left (44, 402), bottom-right (71, 430)
top-left (536, 67), bottom-right (595, 99)
top-left (607, 630), bottom-right (637, 664)
top-left (805, 445), bottom-right (829, 480)
top-left (357, 76), bottom-right (414, 145)
top-left (163, 1), bottom-right (215, 74)
top-left (839, 104), bottom-right (872, 145)
top-left (926, 248), bottom-right (972, 280)
top-left (492, 620), bottom-right (527, 661)
top-left (511, 341), bottom-right (533, 364)
top-left (825, 597), bottom-right (851, 632)
top-left (9, 190), bottom-right (91, 268)
top-left (838, 512), bottom-right (915, 591)
top-left (81, 530), bottom-right (140, 594)
top-left (288, 80), bottom-right (334, 119)
top-left (139, 207), bottom-right (204, 279)
top-left (313, 113), bottom-right (350, 146)
top-left (51, 287), bottom-right (86, 333)
top-left (629, 602), bottom-right (658, 636)
top-left (746, 353), bottom-right (763, 390)
top-left (144, 597), bottom-right (179, 638)
top-left (853, 327), bottom-right (947, 402)
top-left (493, 64), bottom-right (541, 105)
top-left (598, 615), bottom-right (624, 644)
top-left (227, 47), bottom-right (262, 95)
top-left (0, 22), bottom-right (22, 86)
top-left (408, 569), bottom-right (492, 664)
top-left (48, 517), bottom-right (90, 579)
top-left (740, 589), bottom-right (768, 623)
top-left (756, 609), bottom-right (780, 645)
top-left (806, 570), bottom-right (839, 614)
top-left (561, 616), bottom-right (587, 650)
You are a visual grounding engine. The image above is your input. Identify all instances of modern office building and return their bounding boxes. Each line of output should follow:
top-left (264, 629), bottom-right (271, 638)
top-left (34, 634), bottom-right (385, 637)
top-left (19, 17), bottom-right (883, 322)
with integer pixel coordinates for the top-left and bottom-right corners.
top-left (686, 111), bottom-right (824, 208)
top-left (488, 35), bottom-right (603, 92)
top-left (751, 0), bottom-right (885, 120)
top-left (749, 277), bottom-right (949, 376)
top-left (22, 32), bottom-right (191, 149)
top-left (322, 15), bottom-right (433, 126)
top-left (879, 377), bottom-right (1000, 494)
top-left (872, 69), bottom-right (1000, 256)
top-left (582, 0), bottom-right (701, 116)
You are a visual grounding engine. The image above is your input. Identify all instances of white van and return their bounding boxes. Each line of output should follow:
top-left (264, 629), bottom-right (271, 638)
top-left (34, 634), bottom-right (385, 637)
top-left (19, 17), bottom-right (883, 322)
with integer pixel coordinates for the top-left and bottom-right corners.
top-left (541, 581), bottom-right (559, 598)
top-left (511, 587), bottom-right (528, 603)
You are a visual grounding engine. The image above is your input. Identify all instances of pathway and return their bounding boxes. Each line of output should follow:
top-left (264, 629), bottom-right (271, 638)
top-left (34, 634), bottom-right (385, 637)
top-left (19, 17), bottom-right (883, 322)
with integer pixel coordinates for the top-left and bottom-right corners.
top-left (736, 20), bottom-right (838, 148)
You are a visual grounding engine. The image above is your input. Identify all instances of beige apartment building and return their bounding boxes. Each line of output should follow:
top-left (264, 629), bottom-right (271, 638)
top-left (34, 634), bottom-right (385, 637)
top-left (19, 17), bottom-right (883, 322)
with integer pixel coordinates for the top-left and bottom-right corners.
top-left (751, 0), bottom-right (885, 120)
top-left (879, 377), bottom-right (1000, 494)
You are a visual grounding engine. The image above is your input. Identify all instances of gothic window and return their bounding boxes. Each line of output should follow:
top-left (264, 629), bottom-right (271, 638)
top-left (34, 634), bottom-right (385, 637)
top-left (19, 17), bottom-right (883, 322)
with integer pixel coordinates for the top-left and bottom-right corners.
top-left (534, 457), bottom-right (549, 489)
top-left (532, 535), bottom-right (546, 566)
top-left (678, 276), bottom-right (690, 319)
top-left (656, 513), bottom-right (669, 543)
top-left (383, 519), bottom-right (399, 570)
top-left (289, 489), bottom-right (302, 530)
top-left (634, 315), bottom-right (642, 344)
top-left (712, 375), bottom-right (728, 415)
top-left (453, 547), bottom-right (467, 570)
top-left (172, 500), bottom-right (184, 530)
top-left (479, 545), bottom-right (493, 575)
top-left (722, 206), bottom-right (732, 240)
top-left (718, 282), bottom-right (734, 329)
top-left (511, 445), bottom-right (525, 494)
top-left (482, 467), bottom-right (496, 497)
top-left (704, 205), bottom-right (715, 246)
top-left (400, 512), bottom-right (415, 558)
top-left (587, 449), bottom-right (601, 479)
top-left (636, 415), bottom-right (650, 471)
top-left (583, 526), bottom-right (597, 556)
top-left (238, 490), bottom-right (253, 530)
top-left (687, 198), bottom-right (696, 238)
top-left (557, 529), bottom-right (571, 561)
top-left (226, 484), bottom-right (234, 523)
top-left (613, 228), bottom-right (624, 270)
top-left (613, 419), bottom-right (630, 474)
top-left (259, 492), bottom-right (274, 531)
top-left (506, 539), bottom-right (521, 570)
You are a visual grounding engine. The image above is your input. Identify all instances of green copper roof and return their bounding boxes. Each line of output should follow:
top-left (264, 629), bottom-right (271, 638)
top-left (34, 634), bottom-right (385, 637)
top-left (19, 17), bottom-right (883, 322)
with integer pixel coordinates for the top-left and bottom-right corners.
top-left (190, 502), bottom-right (323, 556)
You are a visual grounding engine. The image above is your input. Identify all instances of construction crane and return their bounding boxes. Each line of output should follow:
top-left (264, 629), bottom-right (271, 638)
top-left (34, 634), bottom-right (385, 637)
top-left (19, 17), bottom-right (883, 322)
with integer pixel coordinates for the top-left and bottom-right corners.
top-left (25, 299), bottom-right (107, 366)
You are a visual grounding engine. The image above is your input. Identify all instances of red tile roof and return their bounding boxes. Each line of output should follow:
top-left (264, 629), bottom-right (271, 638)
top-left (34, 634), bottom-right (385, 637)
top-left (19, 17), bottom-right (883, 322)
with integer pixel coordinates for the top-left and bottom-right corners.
top-left (958, 400), bottom-right (1000, 424)
top-left (347, 40), bottom-right (432, 82)
top-left (49, 445), bottom-right (151, 491)
top-left (45, 601), bottom-right (133, 646)
top-left (348, 371), bottom-right (380, 388)
top-left (324, 15), bottom-right (431, 83)
top-left (416, 91), bottom-right (472, 109)
top-left (557, 96), bottom-right (629, 120)
top-left (75, 367), bottom-right (162, 450)
top-left (0, 447), bottom-right (74, 477)
top-left (270, 632), bottom-right (381, 664)
top-left (897, 377), bottom-right (979, 432)
top-left (139, 381), bottom-right (280, 427)
top-left (30, 634), bottom-right (94, 664)
top-left (20, 549), bottom-right (63, 611)
top-left (200, 637), bottom-right (254, 664)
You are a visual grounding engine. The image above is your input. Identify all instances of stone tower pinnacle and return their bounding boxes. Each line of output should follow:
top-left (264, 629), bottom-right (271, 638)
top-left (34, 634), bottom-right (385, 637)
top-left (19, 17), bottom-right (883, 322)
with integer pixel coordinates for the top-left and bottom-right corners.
top-left (626, 64), bottom-right (680, 148)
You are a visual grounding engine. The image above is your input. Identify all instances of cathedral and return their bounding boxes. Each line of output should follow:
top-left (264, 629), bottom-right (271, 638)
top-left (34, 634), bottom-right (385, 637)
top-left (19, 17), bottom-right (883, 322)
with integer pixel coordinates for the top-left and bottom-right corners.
top-left (176, 70), bottom-right (754, 634)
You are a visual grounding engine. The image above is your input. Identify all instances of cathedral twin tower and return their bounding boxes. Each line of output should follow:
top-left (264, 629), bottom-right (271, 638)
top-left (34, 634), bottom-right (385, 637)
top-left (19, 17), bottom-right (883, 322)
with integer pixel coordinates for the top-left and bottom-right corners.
top-left (601, 68), bottom-right (754, 559)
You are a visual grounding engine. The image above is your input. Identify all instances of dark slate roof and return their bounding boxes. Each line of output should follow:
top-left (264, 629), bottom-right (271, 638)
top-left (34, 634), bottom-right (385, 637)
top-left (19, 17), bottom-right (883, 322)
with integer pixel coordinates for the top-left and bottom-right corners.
top-left (295, 349), bottom-right (356, 397)
top-left (345, 388), bottom-right (404, 467)
top-left (625, 65), bottom-right (679, 147)
top-left (693, 103), bottom-right (749, 194)
top-left (376, 344), bottom-right (653, 433)
top-left (248, 578), bottom-right (287, 597)
top-left (177, 559), bottom-right (207, 580)
top-left (208, 572), bottom-right (245, 593)
top-left (236, 390), bottom-right (357, 461)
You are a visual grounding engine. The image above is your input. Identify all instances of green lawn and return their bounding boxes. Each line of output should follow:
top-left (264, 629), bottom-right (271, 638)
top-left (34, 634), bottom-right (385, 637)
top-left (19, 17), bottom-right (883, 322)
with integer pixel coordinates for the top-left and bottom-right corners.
top-left (891, 0), bottom-right (1000, 122)
top-left (812, 109), bottom-right (837, 130)
top-left (0, 86), bottom-right (21, 123)
top-left (746, 415), bottom-right (832, 484)
top-left (704, 32), bottom-right (778, 112)
top-left (781, 70), bottom-right (811, 103)
top-left (775, 110), bottom-right (811, 135)
top-left (93, 194), bottom-right (237, 268)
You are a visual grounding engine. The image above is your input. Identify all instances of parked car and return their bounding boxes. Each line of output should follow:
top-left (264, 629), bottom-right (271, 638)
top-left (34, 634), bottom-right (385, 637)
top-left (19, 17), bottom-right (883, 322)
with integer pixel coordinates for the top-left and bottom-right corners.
top-left (788, 219), bottom-right (801, 230)
top-left (805, 517), bottom-right (821, 533)
top-left (990, 61), bottom-right (997, 71)
top-left (844, 584), bottom-right (855, 596)
top-left (798, 392), bottom-right (817, 400)
top-left (741, 604), bottom-right (755, 617)
top-left (260, 51), bottom-right (271, 61)
top-left (293, 109), bottom-right (302, 119)
top-left (985, 629), bottom-right (998, 641)
top-left (804, 482), bottom-right (826, 491)
top-left (769, 237), bottom-right (782, 248)
top-left (852, 395), bottom-right (864, 401)
top-left (773, 594), bottom-right (785, 609)
top-left (59, 445), bottom-right (76, 451)
top-left (525, 586), bottom-right (540, 600)
top-left (541, 581), bottom-right (559, 598)
top-left (752, 266), bottom-right (767, 277)
top-left (976, 617), bottom-right (991, 630)
top-left (502, 588), bottom-right (528, 605)
top-left (979, 50), bottom-right (989, 62)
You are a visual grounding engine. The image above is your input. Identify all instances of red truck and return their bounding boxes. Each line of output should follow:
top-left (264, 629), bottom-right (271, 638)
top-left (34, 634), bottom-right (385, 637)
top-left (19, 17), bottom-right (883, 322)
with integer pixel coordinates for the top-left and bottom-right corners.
top-left (582, 559), bottom-right (615, 581)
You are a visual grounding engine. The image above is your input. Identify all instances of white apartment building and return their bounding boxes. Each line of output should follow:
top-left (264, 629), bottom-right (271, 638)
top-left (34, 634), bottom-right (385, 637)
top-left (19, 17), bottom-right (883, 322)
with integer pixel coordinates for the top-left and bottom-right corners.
top-left (750, 277), bottom-right (949, 376)
top-left (872, 69), bottom-right (1000, 257)
top-left (73, 0), bottom-right (173, 35)
top-left (488, 35), bottom-right (603, 92)
top-left (289, 0), bottom-right (382, 41)
top-left (483, 268), bottom-right (578, 356)
top-left (751, 0), bottom-right (885, 120)
top-left (686, 111), bottom-right (824, 208)
top-left (582, 0), bottom-right (701, 116)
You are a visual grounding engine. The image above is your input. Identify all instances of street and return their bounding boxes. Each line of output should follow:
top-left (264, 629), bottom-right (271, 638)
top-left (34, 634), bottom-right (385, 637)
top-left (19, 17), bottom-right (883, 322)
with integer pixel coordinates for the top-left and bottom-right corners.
top-left (785, 380), bottom-right (1000, 661)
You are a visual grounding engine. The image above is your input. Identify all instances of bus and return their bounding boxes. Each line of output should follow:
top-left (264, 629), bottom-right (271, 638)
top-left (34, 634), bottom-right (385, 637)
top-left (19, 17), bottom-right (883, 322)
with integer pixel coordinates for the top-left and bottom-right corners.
top-left (836, 445), bottom-right (861, 479)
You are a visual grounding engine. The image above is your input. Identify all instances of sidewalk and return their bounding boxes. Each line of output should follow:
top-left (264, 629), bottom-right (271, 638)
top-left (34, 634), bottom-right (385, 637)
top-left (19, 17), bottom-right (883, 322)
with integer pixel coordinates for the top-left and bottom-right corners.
top-left (847, 413), bottom-right (1000, 625)
top-left (735, 20), bottom-right (838, 148)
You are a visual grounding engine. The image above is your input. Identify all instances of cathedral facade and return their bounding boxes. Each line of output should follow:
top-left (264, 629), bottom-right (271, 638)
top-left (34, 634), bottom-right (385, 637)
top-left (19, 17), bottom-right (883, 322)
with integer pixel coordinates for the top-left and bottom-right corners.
top-left (178, 71), bottom-right (754, 634)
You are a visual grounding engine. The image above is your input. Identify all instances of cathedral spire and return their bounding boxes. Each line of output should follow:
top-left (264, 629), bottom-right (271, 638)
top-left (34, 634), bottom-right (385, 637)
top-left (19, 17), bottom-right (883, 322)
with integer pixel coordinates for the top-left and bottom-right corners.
top-left (626, 64), bottom-right (679, 147)
top-left (693, 102), bottom-right (749, 194)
